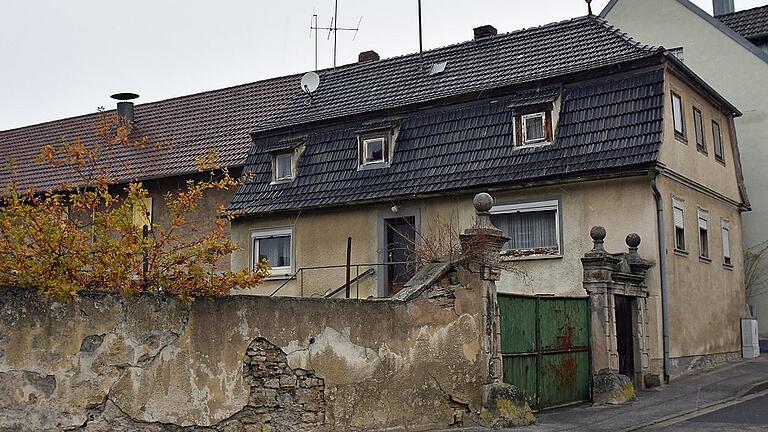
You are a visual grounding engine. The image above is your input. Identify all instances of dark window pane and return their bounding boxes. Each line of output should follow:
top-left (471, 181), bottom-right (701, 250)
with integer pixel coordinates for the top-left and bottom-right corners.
top-left (699, 228), bottom-right (709, 258)
top-left (257, 236), bottom-right (291, 267)
top-left (713, 122), bottom-right (724, 160)
top-left (675, 227), bottom-right (685, 250)
top-left (694, 108), bottom-right (705, 151)
top-left (365, 138), bottom-right (385, 163)
top-left (524, 116), bottom-right (545, 142)
top-left (490, 210), bottom-right (557, 251)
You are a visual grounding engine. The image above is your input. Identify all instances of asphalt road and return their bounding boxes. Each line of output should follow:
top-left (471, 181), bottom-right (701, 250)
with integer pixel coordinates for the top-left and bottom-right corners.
top-left (657, 391), bottom-right (768, 431)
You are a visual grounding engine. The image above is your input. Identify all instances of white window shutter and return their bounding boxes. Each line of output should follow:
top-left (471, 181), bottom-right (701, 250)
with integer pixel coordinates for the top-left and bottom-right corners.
top-left (698, 209), bottom-right (709, 230)
top-left (673, 198), bottom-right (684, 229)
top-left (722, 222), bottom-right (731, 259)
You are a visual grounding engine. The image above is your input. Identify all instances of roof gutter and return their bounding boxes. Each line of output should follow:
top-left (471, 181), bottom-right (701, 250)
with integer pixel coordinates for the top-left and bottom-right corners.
top-left (651, 176), bottom-right (671, 384)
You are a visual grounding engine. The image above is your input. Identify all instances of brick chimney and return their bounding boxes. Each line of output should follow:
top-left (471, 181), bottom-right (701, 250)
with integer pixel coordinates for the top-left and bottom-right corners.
top-left (358, 50), bottom-right (380, 63)
top-left (473, 25), bottom-right (498, 40)
top-left (713, 0), bottom-right (735, 15)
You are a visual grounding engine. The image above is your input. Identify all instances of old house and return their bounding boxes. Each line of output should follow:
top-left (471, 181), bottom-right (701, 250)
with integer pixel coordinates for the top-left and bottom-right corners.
top-left (602, 0), bottom-right (768, 345)
top-left (227, 15), bottom-right (750, 401)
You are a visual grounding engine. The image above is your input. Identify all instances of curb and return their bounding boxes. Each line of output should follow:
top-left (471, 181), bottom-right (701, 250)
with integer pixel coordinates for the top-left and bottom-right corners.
top-left (623, 379), bottom-right (768, 431)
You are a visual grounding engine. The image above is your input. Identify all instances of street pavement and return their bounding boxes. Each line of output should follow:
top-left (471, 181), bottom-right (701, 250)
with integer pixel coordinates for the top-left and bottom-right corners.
top-left (452, 355), bottom-right (768, 431)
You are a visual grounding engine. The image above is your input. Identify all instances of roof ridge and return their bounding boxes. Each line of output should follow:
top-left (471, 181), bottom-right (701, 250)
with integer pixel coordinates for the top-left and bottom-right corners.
top-left (2, 14), bottom-right (649, 136)
top-left (715, 4), bottom-right (768, 18)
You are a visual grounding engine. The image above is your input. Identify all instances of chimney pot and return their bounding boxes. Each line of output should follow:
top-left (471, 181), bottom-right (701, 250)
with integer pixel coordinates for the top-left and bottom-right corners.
top-left (713, 0), bottom-right (735, 15)
top-left (358, 50), bottom-right (380, 63)
top-left (111, 93), bottom-right (139, 123)
top-left (473, 25), bottom-right (498, 40)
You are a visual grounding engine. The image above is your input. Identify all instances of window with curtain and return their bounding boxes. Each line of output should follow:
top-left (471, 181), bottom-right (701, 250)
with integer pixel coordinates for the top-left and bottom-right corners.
top-left (673, 198), bottom-right (686, 251)
top-left (698, 208), bottom-right (709, 259)
top-left (252, 227), bottom-right (292, 276)
top-left (490, 200), bottom-right (560, 258)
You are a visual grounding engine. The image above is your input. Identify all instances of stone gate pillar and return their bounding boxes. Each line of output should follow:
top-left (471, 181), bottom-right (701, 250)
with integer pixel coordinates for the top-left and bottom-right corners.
top-left (581, 226), bottom-right (653, 404)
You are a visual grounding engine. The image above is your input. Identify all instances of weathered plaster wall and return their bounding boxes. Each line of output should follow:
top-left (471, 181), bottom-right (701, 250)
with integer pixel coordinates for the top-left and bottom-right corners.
top-left (657, 174), bottom-right (747, 359)
top-left (0, 271), bottom-right (488, 431)
top-left (231, 176), bottom-right (660, 301)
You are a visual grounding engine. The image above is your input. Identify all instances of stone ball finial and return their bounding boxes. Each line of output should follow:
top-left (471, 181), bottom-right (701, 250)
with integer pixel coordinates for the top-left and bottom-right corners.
top-left (590, 226), bottom-right (606, 242)
top-left (473, 193), bottom-right (494, 213)
top-left (626, 233), bottom-right (641, 248)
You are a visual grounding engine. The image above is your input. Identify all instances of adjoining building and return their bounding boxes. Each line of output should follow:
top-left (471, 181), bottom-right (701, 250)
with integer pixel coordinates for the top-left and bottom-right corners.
top-left (602, 0), bottom-right (768, 345)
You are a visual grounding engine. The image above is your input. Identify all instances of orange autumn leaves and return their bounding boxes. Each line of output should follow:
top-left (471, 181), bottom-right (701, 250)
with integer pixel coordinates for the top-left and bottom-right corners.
top-left (0, 111), bottom-right (268, 300)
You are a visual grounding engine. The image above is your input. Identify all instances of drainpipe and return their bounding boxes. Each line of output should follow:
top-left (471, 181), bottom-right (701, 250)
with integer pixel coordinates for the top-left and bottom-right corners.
top-left (652, 177), bottom-right (671, 384)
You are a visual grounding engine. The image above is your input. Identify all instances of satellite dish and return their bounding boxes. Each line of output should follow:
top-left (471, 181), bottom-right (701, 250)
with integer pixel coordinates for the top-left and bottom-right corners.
top-left (300, 72), bottom-right (320, 94)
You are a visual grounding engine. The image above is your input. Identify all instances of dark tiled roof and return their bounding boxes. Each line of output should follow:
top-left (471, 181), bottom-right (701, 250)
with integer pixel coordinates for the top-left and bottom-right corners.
top-left (717, 5), bottom-right (768, 40)
top-left (0, 15), bottom-right (656, 192)
top-left (229, 70), bottom-right (665, 215)
top-left (0, 75), bottom-right (298, 191)
top-left (255, 16), bottom-right (657, 133)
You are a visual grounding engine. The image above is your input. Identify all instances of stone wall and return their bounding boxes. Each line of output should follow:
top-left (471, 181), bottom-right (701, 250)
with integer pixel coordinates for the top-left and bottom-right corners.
top-left (0, 264), bottom-right (501, 431)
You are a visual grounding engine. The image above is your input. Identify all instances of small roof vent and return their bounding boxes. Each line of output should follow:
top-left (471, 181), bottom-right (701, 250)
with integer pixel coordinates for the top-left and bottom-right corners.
top-left (473, 25), bottom-right (498, 40)
top-left (111, 93), bottom-right (139, 123)
top-left (358, 50), bottom-right (380, 63)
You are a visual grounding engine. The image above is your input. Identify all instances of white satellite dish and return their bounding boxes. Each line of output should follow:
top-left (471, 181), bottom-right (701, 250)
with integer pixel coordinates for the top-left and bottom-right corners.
top-left (300, 71), bottom-right (320, 94)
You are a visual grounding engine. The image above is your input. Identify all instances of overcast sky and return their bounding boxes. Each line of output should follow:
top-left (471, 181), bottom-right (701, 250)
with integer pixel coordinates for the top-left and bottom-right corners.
top-left (0, 0), bottom-right (763, 131)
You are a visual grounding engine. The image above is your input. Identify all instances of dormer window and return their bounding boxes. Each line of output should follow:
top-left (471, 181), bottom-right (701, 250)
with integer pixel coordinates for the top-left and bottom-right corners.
top-left (513, 111), bottom-right (553, 147)
top-left (357, 129), bottom-right (394, 169)
top-left (272, 152), bottom-right (295, 183)
top-left (363, 137), bottom-right (386, 164)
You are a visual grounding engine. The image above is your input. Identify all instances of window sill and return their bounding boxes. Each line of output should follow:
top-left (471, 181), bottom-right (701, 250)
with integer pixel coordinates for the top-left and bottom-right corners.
top-left (696, 148), bottom-right (708, 156)
top-left (500, 253), bottom-right (563, 262)
top-left (674, 248), bottom-right (689, 257)
top-left (699, 255), bottom-right (712, 264)
top-left (357, 162), bottom-right (390, 171)
top-left (675, 134), bottom-right (688, 144)
top-left (265, 273), bottom-right (294, 281)
top-left (270, 178), bottom-right (294, 185)
top-left (723, 262), bottom-right (734, 271)
top-left (514, 141), bottom-right (552, 150)
top-left (715, 157), bottom-right (726, 166)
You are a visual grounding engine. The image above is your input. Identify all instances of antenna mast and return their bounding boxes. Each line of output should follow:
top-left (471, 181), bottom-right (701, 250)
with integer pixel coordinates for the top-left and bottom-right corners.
top-left (418, 0), bottom-right (424, 68)
top-left (310, 0), bottom-right (362, 70)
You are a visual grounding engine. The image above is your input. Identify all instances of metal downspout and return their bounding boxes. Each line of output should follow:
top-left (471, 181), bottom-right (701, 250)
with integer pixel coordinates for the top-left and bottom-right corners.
top-left (652, 177), bottom-right (671, 383)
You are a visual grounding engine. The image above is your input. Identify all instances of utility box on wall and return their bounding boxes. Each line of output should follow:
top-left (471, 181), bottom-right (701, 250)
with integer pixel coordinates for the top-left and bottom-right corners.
top-left (742, 318), bottom-right (760, 358)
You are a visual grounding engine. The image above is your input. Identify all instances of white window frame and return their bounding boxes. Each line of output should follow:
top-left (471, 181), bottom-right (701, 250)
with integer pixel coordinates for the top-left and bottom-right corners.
top-left (362, 137), bottom-right (387, 166)
top-left (272, 152), bottom-right (295, 183)
top-left (673, 197), bottom-right (686, 251)
top-left (250, 227), bottom-right (293, 277)
top-left (698, 208), bottom-right (709, 259)
top-left (490, 199), bottom-right (561, 256)
top-left (672, 93), bottom-right (686, 138)
top-left (521, 112), bottom-right (547, 145)
top-left (722, 219), bottom-right (732, 266)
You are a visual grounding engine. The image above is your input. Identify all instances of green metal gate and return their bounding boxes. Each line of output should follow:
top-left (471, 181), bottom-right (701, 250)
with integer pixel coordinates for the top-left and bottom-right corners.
top-left (498, 294), bottom-right (591, 410)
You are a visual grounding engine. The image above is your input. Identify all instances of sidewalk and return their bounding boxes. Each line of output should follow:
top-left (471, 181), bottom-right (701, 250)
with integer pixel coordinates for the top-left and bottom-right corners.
top-left (529, 355), bottom-right (768, 431)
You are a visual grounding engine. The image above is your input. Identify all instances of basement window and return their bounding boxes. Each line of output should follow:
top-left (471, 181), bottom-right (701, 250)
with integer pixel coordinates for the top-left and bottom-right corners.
top-left (251, 227), bottom-right (293, 277)
top-left (490, 200), bottom-right (561, 259)
top-left (673, 197), bottom-right (686, 251)
top-left (513, 111), bottom-right (553, 147)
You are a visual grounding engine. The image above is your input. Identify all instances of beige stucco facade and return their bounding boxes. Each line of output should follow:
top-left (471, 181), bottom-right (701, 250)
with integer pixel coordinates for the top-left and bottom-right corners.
top-left (603, 0), bottom-right (768, 336)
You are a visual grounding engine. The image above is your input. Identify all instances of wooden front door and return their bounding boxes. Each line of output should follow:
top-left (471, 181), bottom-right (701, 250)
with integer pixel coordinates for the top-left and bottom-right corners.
top-left (385, 217), bottom-right (415, 295)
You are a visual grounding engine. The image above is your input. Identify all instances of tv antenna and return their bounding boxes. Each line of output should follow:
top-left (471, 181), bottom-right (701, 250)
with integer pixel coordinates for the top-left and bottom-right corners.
top-left (310, 0), bottom-right (362, 70)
